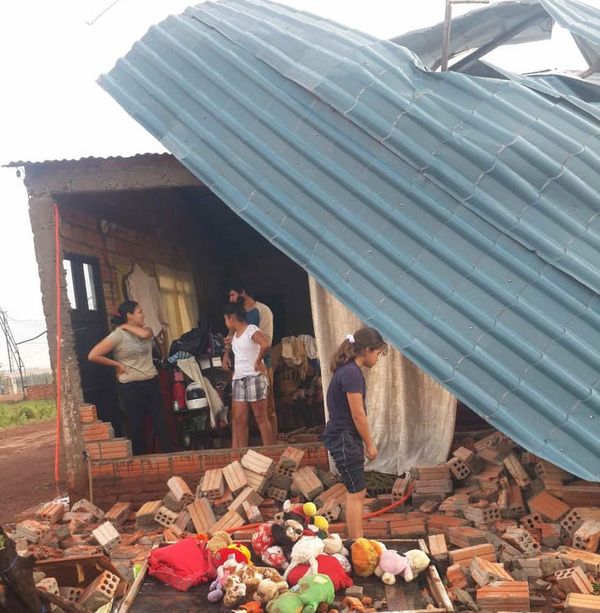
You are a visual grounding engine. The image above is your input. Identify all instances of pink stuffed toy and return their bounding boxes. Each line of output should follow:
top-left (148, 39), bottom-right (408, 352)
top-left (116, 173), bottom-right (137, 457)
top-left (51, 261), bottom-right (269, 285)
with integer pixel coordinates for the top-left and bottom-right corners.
top-left (374, 548), bottom-right (409, 585)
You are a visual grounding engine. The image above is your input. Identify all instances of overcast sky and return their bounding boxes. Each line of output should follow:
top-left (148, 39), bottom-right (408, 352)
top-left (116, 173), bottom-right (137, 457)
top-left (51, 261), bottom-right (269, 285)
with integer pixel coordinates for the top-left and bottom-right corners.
top-left (0, 0), bottom-right (596, 370)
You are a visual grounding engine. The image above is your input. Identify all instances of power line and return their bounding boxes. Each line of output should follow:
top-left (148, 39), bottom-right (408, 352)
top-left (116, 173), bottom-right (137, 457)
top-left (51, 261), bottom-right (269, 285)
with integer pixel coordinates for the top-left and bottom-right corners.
top-left (0, 308), bottom-right (27, 397)
top-left (86, 0), bottom-right (123, 25)
top-left (16, 330), bottom-right (47, 345)
top-left (8, 315), bottom-right (45, 324)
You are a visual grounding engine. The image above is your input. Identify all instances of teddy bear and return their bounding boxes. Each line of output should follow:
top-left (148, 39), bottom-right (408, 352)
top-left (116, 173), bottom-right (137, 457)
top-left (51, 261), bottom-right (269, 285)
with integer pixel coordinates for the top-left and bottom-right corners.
top-left (224, 565), bottom-right (289, 608)
top-left (403, 549), bottom-right (431, 581)
top-left (350, 538), bottom-right (385, 577)
top-left (207, 530), bottom-right (233, 554)
top-left (374, 548), bottom-right (409, 585)
top-left (283, 536), bottom-right (325, 580)
top-left (254, 577), bottom-right (289, 605)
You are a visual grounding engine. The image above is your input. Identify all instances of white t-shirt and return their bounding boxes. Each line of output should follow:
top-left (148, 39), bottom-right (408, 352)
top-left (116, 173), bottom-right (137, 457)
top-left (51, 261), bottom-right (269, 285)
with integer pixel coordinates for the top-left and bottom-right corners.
top-left (232, 324), bottom-right (261, 380)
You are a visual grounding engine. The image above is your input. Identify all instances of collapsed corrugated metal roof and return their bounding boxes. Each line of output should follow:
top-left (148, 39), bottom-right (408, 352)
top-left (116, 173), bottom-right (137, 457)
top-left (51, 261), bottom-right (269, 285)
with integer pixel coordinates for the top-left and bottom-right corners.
top-left (393, 0), bottom-right (600, 75)
top-left (392, 0), bottom-right (554, 72)
top-left (99, 0), bottom-right (600, 479)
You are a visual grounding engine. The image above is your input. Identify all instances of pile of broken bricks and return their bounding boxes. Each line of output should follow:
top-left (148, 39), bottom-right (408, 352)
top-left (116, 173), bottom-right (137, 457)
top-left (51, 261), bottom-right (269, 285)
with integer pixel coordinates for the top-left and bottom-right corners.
top-left (7, 429), bottom-right (600, 612)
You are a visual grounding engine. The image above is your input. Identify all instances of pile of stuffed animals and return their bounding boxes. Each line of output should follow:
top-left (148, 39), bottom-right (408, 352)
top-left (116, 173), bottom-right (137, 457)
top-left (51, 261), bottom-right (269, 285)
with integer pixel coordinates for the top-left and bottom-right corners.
top-left (201, 500), bottom-right (431, 612)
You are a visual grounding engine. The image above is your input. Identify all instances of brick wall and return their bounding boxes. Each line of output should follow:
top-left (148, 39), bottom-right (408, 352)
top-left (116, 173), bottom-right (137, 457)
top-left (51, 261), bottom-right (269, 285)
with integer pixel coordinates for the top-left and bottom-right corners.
top-left (58, 204), bottom-right (191, 316)
top-left (25, 384), bottom-right (55, 400)
top-left (90, 444), bottom-right (328, 508)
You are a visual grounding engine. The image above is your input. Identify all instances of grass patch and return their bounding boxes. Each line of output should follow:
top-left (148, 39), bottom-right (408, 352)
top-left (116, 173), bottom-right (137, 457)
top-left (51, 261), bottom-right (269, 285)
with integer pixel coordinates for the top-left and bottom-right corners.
top-left (0, 399), bottom-right (56, 430)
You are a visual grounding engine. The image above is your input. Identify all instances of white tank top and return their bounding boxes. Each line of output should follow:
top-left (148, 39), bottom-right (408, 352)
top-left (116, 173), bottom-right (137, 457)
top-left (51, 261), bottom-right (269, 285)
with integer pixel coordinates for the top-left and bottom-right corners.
top-left (232, 324), bottom-right (261, 380)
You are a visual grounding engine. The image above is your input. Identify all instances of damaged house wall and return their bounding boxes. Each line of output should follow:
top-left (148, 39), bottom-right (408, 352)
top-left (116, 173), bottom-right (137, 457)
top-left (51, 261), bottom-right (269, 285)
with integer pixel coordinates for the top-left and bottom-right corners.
top-left (22, 155), bottom-right (204, 497)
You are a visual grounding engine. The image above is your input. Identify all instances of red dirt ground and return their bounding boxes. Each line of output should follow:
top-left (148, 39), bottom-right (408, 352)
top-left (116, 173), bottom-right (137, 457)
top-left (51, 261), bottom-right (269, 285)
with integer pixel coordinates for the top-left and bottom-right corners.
top-left (0, 419), bottom-right (66, 526)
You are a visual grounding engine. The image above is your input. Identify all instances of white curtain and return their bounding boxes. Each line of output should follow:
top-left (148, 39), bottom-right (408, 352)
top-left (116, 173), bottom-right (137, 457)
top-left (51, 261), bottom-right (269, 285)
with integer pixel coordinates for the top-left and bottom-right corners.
top-left (156, 265), bottom-right (199, 345)
top-left (309, 278), bottom-right (457, 475)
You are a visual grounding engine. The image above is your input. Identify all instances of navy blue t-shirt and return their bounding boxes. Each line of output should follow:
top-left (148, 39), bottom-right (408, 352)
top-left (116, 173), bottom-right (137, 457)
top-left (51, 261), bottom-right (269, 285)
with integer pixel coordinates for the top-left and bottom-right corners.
top-left (324, 361), bottom-right (366, 437)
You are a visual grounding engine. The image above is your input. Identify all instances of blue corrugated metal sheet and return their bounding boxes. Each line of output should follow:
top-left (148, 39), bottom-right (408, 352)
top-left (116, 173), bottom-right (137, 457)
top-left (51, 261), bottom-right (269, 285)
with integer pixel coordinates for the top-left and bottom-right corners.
top-left (392, 0), bottom-right (553, 71)
top-left (393, 0), bottom-right (600, 74)
top-left (540, 0), bottom-right (600, 68)
top-left (99, 0), bottom-right (600, 479)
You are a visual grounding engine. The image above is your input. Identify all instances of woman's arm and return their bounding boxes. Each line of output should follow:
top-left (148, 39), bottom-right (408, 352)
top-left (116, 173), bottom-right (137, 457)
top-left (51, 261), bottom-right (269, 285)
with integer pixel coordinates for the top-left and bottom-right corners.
top-left (252, 329), bottom-right (272, 373)
top-left (347, 393), bottom-right (378, 460)
top-left (120, 324), bottom-right (153, 340)
top-left (88, 337), bottom-right (126, 377)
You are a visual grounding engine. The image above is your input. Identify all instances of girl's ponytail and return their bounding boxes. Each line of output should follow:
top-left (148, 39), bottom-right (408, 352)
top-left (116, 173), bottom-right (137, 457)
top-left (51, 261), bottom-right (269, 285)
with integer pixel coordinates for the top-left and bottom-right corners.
top-left (330, 327), bottom-right (387, 372)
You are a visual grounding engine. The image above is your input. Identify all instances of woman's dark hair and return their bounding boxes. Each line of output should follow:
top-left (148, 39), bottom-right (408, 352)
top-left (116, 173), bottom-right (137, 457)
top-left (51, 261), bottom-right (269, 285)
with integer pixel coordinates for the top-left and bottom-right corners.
top-left (330, 327), bottom-right (388, 373)
top-left (111, 300), bottom-right (138, 326)
top-left (224, 303), bottom-right (247, 322)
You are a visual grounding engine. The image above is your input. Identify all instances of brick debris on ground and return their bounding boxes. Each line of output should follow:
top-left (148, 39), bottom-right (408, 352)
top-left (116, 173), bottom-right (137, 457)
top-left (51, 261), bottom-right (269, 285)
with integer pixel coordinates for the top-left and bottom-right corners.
top-left (3, 405), bottom-right (600, 612)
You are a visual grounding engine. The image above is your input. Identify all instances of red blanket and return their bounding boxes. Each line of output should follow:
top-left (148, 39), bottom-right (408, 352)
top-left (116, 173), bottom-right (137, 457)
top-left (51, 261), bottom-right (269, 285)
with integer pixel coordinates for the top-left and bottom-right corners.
top-left (148, 538), bottom-right (216, 591)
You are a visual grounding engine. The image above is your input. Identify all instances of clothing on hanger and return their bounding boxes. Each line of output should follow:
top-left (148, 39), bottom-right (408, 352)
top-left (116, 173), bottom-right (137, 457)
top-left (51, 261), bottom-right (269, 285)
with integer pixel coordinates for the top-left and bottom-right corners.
top-left (125, 263), bottom-right (168, 337)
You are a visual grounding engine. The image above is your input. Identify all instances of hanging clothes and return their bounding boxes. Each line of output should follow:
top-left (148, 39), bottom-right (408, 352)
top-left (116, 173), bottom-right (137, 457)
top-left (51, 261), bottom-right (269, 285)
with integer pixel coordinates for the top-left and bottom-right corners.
top-left (125, 263), bottom-right (168, 337)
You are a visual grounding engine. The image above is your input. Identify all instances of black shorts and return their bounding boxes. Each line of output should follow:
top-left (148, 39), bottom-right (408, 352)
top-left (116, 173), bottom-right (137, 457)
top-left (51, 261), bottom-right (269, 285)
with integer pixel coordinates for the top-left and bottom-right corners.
top-left (323, 430), bottom-right (366, 494)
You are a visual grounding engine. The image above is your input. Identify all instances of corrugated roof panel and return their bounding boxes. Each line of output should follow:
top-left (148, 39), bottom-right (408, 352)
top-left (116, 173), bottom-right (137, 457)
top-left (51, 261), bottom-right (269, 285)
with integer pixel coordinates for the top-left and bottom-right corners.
top-left (392, 0), bottom-right (553, 71)
top-left (99, 0), bottom-right (600, 479)
top-left (540, 0), bottom-right (600, 67)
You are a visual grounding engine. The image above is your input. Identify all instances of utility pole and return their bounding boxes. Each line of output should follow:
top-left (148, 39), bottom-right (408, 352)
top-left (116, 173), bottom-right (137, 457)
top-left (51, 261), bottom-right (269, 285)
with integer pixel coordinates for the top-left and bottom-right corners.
top-left (441, 0), bottom-right (491, 71)
top-left (0, 309), bottom-right (28, 399)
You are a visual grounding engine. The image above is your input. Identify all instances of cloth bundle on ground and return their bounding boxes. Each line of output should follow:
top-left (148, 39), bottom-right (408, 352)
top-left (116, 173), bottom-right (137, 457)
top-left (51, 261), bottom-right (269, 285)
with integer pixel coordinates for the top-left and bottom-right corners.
top-left (148, 537), bottom-right (215, 591)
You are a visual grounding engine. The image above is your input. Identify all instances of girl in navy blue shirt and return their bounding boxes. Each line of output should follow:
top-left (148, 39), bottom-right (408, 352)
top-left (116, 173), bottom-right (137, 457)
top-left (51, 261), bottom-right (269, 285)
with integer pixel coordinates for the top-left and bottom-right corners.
top-left (323, 327), bottom-right (387, 539)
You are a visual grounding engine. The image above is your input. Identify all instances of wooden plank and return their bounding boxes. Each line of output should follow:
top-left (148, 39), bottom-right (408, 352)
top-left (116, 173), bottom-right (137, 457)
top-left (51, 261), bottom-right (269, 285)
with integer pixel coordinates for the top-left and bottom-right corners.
top-left (426, 564), bottom-right (454, 611)
top-left (117, 560), bottom-right (148, 613)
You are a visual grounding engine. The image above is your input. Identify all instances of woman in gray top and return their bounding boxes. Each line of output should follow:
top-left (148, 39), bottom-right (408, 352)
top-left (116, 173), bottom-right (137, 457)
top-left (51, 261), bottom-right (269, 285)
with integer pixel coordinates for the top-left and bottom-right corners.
top-left (88, 300), bottom-right (171, 455)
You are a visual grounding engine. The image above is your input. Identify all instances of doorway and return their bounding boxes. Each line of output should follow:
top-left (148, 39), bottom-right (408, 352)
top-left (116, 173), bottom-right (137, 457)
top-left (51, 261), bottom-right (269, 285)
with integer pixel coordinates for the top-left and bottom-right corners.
top-left (63, 254), bottom-right (121, 433)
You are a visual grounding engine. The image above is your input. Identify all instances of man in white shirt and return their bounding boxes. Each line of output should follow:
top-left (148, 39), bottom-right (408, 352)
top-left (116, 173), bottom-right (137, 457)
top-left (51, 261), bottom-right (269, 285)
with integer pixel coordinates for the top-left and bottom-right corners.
top-left (224, 285), bottom-right (278, 440)
top-left (224, 303), bottom-right (274, 448)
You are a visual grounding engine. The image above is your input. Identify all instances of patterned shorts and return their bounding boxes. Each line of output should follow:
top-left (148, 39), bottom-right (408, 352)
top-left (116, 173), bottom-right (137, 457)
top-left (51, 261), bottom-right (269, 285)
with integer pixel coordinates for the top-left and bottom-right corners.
top-left (232, 374), bottom-right (269, 403)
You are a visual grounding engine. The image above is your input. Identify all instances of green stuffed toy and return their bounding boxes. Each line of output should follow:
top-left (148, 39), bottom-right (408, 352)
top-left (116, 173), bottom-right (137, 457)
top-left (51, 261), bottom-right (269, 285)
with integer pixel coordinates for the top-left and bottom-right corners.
top-left (266, 573), bottom-right (335, 613)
